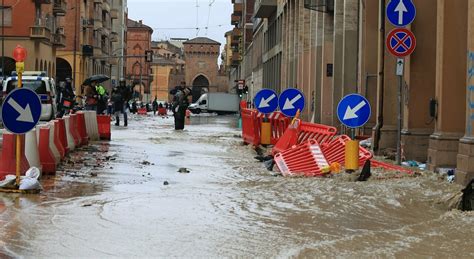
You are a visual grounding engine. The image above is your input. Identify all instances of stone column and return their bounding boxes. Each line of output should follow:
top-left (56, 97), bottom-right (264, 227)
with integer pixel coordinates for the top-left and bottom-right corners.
top-left (320, 12), bottom-right (335, 125)
top-left (342, 0), bottom-right (358, 95)
top-left (428, 0), bottom-right (467, 171)
top-left (457, 0), bottom-right (474, 185)
top-left (332, 0), bottom-right (344, 127)
top-left (313, 10), bottom-right (324, 123)
top-left (401, 0), bottom-right (437, 162)
top-left (358, 0), bottom-right (379, 133)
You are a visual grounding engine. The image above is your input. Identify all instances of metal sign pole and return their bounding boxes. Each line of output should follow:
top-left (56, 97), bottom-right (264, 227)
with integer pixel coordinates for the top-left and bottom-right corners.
top-left (396, 58), bottom-right (404, 165)
top-left (15, 65), bottom-right (23, 186)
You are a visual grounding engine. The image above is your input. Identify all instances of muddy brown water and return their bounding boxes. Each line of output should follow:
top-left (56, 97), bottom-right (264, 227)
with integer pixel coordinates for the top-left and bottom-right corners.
top-left (0, 115), bottom-right (473, 258)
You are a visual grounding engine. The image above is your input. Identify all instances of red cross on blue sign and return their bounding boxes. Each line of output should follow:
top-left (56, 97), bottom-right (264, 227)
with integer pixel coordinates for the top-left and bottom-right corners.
top-left (386, 28), bottom-right (417, 57)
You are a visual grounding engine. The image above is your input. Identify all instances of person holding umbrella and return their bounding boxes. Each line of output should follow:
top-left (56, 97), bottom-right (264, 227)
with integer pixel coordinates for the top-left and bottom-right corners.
top-left (82, 74), bottom-right (110, 112)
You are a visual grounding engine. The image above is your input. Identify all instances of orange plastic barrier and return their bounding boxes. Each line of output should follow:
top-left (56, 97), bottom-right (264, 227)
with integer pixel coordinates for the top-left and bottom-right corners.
top-left (56, 118), bottom-right (69, 153)
top-left (273, 120), bottom-right (337, 155)
top-left (274, 139), bottom-right (330, 177)
top-left (158, 107), bottom-right (167, 116)
top-left (76, 113), bottom-right (89, 145)
top-left (372, 160), bottom-right (415, 175)
top-left (137, 108), bottom-right (147, 115)
top-left (53, 120), bottom-right (66, 159)
top-left (97, 115), bottom-right (111, 140)
top-left (255, 112), bottom-right (291, 145)
top-left (69, 114), bottom-right (82, 147)
top-left (38, 127), bottom-right (56, 174)
top-left (0, 133), bottom-right (29, 180)
top-left (321, 135), bottom-right (373, 167)
top-left (241, 109), bottom-right (259, 146)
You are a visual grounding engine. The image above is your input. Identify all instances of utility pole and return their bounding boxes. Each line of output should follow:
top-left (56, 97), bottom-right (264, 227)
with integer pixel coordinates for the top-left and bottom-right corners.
top-left (72, 0), bottom-right (79, 92)
top-left (1, 0), bottom-right (4, 79)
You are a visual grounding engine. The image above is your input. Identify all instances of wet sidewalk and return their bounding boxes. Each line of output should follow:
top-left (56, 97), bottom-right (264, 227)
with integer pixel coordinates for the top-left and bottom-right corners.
top-left (0, 114), bottom-right (473, 258)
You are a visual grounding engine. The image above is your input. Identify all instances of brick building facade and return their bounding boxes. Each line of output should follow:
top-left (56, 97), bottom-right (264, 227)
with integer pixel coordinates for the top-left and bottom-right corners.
top-left (183, 37), bottom-right (229, 101)
top-left (0, 0), bottom-right (66, 79)
top-left (126, 18), bottom-right (153, 102)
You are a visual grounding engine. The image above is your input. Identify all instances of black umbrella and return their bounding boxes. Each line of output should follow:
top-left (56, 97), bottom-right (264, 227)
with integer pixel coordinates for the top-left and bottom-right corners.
top-left (83, 74), bottom-right (110, 85)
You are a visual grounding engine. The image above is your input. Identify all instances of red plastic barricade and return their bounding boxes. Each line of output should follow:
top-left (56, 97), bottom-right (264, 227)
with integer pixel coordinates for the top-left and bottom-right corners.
top-left (372, 160), bottom-right (415, 175)
top-left (241, 109), bottom-right (259, 146)
top-left (273, 120), bottom-right (337, 155)
top-left (56, 118), bottom-right (69, 153)
top-left (0, 133), bottom-right (29, 180)
top-left (137, 108), bottom-right (147, 115)
top-left (274, 139), bottom-right (330, 177)
top-left (158, 107), bottom-right (167, 116)
top-left (69, 114), bottom-right (82, 147)
top-left (255, 112), bottom-right (291, 145)
top-left (76, 113), bottom-right (89, 145)
top-left (38, 127), bottom-right (56, 174)
top-left (53, 120), bottom-right (66, 159)
top-left (321, 135), bottom-right (373, 167)
top-left (97, 115), bottom-right (111, 140)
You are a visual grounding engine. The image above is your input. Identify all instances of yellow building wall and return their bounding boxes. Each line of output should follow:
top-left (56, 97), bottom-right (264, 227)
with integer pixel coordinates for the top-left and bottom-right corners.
top-left (151, 65), bottom-right (172, 102)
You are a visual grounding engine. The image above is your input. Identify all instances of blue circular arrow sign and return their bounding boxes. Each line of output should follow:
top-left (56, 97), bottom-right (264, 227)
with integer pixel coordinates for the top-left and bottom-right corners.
top-left (278, 88), bottom-right (305, 117)
top-left (337, 94), bottom-right (371, 128)
top-left (1, 88), bottom-right (42, 134)
top-left (254, 89), bottom-right (278, 114)
top-left (386, 0), bottom-right (416, 27)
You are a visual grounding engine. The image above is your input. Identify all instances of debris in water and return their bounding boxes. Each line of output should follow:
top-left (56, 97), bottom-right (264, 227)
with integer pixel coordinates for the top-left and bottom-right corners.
top-left (178, 168), bottom-right (190, 173)
top-left (82, 204), bottom-right (93, 207)
top-left (90, 172), bottom-right (98, 177)
top-left (163, 181), bottom-right (169, 185)
top-left (357, 160), bottom-right (371, 182)
top-left (141, 161), bottom-right (151, 165)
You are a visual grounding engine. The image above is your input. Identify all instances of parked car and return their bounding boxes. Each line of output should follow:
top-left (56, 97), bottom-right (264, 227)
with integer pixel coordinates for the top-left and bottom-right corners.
top-left (1, 71), bottom-right (57, 121)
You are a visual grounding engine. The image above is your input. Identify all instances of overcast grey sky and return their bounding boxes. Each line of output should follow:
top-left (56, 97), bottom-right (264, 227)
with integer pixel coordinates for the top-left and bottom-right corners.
top-left (127, 0), bottom-right (233, 46)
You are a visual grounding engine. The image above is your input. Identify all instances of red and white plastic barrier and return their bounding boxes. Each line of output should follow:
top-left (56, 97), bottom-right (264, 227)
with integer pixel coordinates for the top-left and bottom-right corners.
top-left (37, 126), bottom-right (56, 174)
top-left (53, 120), bottom-right (66, 159)
top-left (76, 113), bottom-right (89, 145)
top-left (47, 122), bottom-right (61, 165)
top-left (274, 139), bottom-right (330, 177)
top-left (0, 131), bottom-right (30, 180)
top-left (320, 135), bottom-right (373, 167)
top-left (56, 118), bottom-right (69, 153)
top-left (25, 129), bottom-right (42, 172)
top-left (82, 111), bottom-right (100, 141)
top-left (273, 120), bottom-right (337, 155)
top-left (69, 114), bottom-right (82, 147)
top-left (64, 116), bottom-right (76, 151)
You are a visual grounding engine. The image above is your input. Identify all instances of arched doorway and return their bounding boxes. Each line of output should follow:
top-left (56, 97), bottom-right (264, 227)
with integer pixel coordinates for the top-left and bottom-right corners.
top-left (56, 58), bottom-right (72, 83)
top-left (1, 57), bottom-right (16, 77)
top-left (192, 75), bottom-right (210, 102)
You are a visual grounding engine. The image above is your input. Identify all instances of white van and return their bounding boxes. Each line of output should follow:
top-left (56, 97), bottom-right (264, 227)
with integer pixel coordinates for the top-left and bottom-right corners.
top-left (1, 71), bottom-right (57, 121)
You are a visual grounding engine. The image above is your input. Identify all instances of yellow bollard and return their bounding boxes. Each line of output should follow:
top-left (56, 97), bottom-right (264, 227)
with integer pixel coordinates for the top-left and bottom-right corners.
top-left (345, 140), bottom-right (359, 171)
top-left (261, 121), bottom-right (271, 145)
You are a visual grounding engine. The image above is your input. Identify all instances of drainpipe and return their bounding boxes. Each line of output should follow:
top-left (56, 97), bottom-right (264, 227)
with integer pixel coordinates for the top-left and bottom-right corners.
top-left (373, 0), bottom-right (385, 153)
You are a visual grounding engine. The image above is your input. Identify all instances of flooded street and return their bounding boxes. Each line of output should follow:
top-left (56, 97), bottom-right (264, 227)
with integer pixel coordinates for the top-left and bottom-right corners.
top-left (0, 115), bottom-right (473, 258)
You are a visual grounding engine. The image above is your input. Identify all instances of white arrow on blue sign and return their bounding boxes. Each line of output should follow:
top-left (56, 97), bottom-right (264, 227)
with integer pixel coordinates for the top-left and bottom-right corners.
top-left (254, 89), bottom-right (278, 114)
top-left (1, 88), bottom-right (42, 134)
top-left (278, 88), bottom-right (305, 117)
top-left (337, 94), bottom-right (371, 128)
top-left (386, 0), bottom-right (416, 27)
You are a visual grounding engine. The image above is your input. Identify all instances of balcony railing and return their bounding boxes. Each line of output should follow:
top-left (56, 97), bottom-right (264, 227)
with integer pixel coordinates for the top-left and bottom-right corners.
top-left (254, 0), bottom-right (277, 18)
top-left (30, 26), bottom-right (52, 40)
top-left (52, 33), bottom-right (66, 47)
top-left (53, 0), bottom-right (67, 16)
